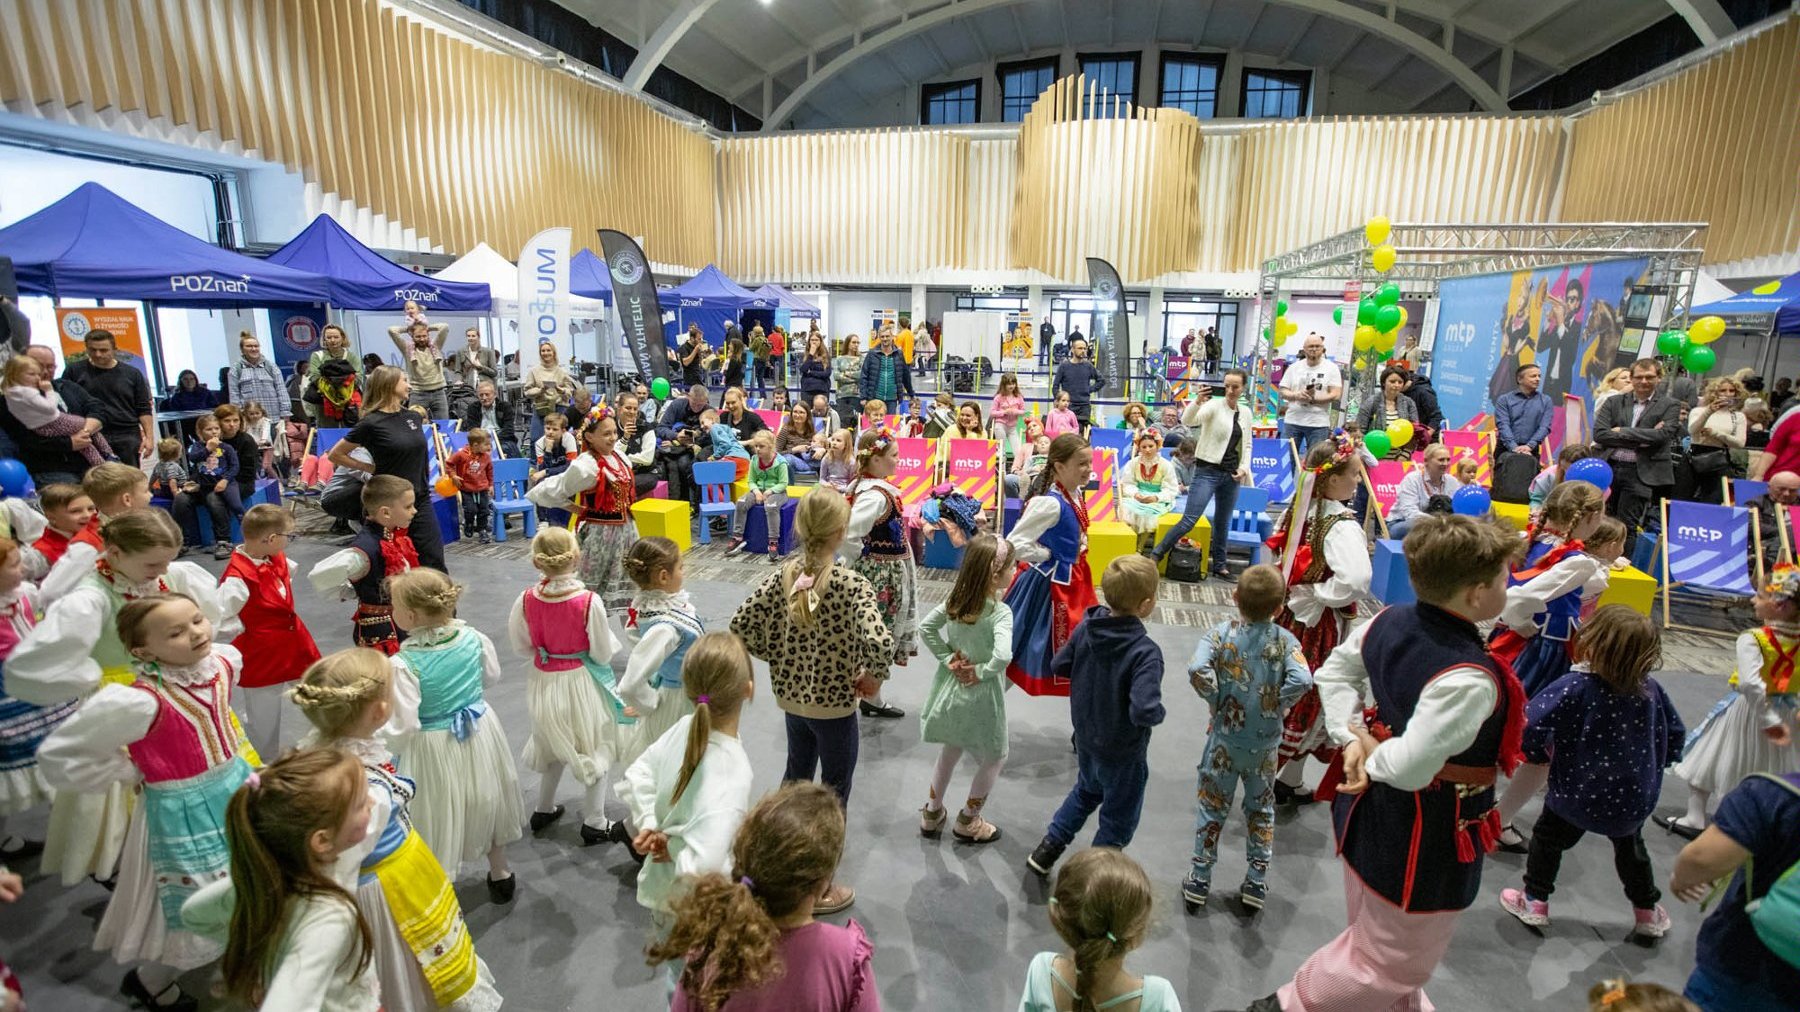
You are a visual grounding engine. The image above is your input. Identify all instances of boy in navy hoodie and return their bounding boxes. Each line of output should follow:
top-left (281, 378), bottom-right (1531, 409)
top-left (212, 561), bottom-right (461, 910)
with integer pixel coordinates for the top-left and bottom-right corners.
top-left (1027, 553), bottom-right (1166, 876)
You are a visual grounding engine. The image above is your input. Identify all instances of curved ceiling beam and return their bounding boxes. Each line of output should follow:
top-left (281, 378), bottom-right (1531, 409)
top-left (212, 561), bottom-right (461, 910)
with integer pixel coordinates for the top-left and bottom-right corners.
top-left (623, 0), bottom-right (725, 91)
top-left (763, 0), bottom-right (1508, 129)
top-left (1664, 0), bottom-right (1735, 44)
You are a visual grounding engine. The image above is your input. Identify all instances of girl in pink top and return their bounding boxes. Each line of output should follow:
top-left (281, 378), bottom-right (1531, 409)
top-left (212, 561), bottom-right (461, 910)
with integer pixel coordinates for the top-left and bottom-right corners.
top-left (658, 782), bottom-right (880, 1012)
top-left (990, 373), bottom-right (1027, 455)
top-left (1044, 391), bottom-right (1079, 439)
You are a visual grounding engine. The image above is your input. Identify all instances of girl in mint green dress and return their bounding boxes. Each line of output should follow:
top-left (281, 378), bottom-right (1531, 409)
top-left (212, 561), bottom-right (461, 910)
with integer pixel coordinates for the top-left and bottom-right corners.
top-left (1020, 849), bottom-right (1182, 1012)
top-left (918, 534), bottom-right (1013, 845)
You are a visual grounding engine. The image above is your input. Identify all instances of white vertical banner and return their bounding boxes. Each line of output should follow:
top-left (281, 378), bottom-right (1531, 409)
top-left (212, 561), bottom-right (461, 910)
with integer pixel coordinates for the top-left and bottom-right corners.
top-left (517, 227), bottom-right (572, 364)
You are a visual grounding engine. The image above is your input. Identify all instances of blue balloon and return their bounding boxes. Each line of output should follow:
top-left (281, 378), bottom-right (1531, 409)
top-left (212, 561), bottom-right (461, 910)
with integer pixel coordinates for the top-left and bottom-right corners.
top-left (1451, 485), bottom-right (1492, 516)
top-left (0, 459), bottom-right (27, 499)
top-left (1564, 458), bottom-right (1614, 491)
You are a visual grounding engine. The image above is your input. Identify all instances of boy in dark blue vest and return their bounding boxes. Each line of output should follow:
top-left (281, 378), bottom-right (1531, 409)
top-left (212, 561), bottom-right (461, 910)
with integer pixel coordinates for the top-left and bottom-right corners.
top-left (1246, 514), bottom-right (1527, 1012)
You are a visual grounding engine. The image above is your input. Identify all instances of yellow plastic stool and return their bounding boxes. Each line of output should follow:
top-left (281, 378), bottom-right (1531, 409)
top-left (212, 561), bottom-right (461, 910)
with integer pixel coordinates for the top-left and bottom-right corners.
top-left (1491, 500), bottom-right (1530, 532)
top-left (1087, 521), bottom-right (1139, 584)
top-left (632, 499), bottom-right (693, 553)
top-left (1597, 564), bottom-right (1657, 617)
top-left (787, 485), bottom-right (813, 499)
top-left (1151, 513), bottom-right (1211, 575)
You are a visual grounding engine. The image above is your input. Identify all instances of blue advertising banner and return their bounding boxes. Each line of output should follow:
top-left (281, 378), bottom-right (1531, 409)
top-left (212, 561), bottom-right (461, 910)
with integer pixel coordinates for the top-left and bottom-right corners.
top-left (1431, 257), bottom-right (1651, 428)
top-left (266, 307), bottom-right (328, 370)
top-left (1251, 437), bottom-right (1296, 504)
top-left (1665, 500), bottom-right (1753, 594)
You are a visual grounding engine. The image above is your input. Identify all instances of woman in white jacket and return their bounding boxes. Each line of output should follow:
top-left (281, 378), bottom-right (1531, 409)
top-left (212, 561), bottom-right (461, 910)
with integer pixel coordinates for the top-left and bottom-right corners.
top-left (1150, 368), bottom-right (1254, 580)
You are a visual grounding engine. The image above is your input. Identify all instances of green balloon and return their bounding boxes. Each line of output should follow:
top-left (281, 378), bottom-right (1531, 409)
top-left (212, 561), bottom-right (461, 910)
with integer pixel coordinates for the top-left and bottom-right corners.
top-left (1276, 300), bottom-right (1289, 317)
top-left (1332, 306), bottom-right (1344, 325)
top-left (1655, 330), bottom-right (1687, 356)
top-left (1374, 305), bottom-right (1402, 332)
top-left (1374, 282), bottom-right (1401, 307)
top-left (1364, 431), bottom-right (1392, 457)
top-left (1262, 326), bottom-right (1271, 340)
top-left (1682, 344), bottom-right (1717, 372)
top-left (1357, 297), bottom-right (1378, 327)
top-left (650, 376), bottom-right (671, 400)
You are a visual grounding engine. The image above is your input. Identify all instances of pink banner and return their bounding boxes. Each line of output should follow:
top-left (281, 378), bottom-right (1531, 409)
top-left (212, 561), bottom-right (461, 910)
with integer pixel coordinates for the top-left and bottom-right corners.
top-left (893, 437), bottom-right (935, 505)
top-left (1441, 429), bottom-right (1492, 487)
top-left (1368, 459), bottom-right (1412, 515)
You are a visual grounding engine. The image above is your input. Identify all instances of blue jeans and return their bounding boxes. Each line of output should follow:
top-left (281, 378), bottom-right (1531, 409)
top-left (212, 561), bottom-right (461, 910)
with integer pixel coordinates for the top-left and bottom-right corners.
top-left (1154, 462), bottom-right (1236, 568)
top-left (784, 711), bottom-right (859, 807)
top-left (1282, 422), bottom-right (1331, 453)
top-left (1684, 966), bottom-right (1791, 1012)
top-left (782, 453), bottom-right (816, 475)
top-left (1045, 749), bottom-right (1149, 849)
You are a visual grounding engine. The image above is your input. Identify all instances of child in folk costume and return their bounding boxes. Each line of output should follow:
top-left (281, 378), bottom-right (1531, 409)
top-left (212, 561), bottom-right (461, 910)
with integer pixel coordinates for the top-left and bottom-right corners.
top-left (526, 403), bottom-right (639, 610)
top-left (1003, 433), bottom-right (1098, 697)
top-left (1654, 564), bottom-right (1800, 840)
top-left (309, 475), bottom-right (419, 655)
top-left (290, 650), bottom-right (504, 1012)
top-left (38, 594), bottom-right (255, 1011)
top-left (843, 427), bottom-right (917, 719)
top-left (29, 482), bottom-right (95, 572)
top-left (1249, 515), bottom-right (1527, 1012)
top-left (9, 509), bottom-right (226, 888)
top-left (217, 505), bottom-right (321, 760)
top-left (387, 568), bottom-right (524, 903)
top-left (510, 526), bottom-right (633, 848)
top-left (0, 536), bottom-right (77, 856)
top-left (1120, 428), bottom-right (1179, 546)
top-left (181, 748), bottom-right (383, 1012)
top-left (623, 634), bottom-right (756, 986)
top-left (38, 461), bottom-right (155, 608)
top-left (1266, 432), bottom-right (1370, 805)
top-left (917, 534), bottom-right (1014, 845)
top-left (618, 537), bottom-right (704, 770)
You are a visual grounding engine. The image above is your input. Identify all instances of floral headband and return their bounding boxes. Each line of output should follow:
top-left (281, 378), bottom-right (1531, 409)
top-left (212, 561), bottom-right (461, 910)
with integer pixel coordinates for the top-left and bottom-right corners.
top-left (1764, 563), bottom-right (1800, 602)
top-left (1139, 427), bottom-right (1162, 446)
top-left (1306, 429), bottom-right (1359, 475)
top-left (585, 402), bottom-right (614, 428)
top-left (866, 426), bottom-right (896, 453)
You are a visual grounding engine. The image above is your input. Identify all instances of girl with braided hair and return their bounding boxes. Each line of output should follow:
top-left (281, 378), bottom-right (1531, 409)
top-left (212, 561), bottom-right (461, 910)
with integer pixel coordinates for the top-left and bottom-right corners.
top-left (1020, 848), bottom-right (1177, 1011)
top-left (1267, 432), bottom-right (1371, 805)
top-left (526, 402), bottom-right (640, 609)
top-left (290, 648), bottom-right (504, 1012)
top-left (843, 427), bottom-right (916, 718)
top-left (509, 526), bottom-right (631, 847)
top-left (387, 568), bottom-right (525, 904)
top-left (618, 537), bottom-right (705, 771)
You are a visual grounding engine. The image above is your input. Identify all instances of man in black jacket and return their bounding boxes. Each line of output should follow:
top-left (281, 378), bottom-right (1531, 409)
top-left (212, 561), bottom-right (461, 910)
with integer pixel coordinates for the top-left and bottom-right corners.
top-left (1593, 359), bottom-right (1683, 545)
top-left (1404, 370), bottom-right (1446, 439)
top-left (460, 380), bottom-right (517, 456)
top-left (1052, 338), bottom-right (1106, 433)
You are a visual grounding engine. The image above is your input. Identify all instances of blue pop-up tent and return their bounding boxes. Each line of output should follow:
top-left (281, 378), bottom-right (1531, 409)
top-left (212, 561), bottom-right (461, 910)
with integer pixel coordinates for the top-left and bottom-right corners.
top-left (663, 264), bottom-right (758, 346)
top-left (1692, 270), bottom-right (1800, 335)
top-left (751, 283), bottom-right (822, 318)
top-left (568, 249), bottom-right (614, 306)
top-left (265, 214), bottom-right (490, 312)
top-left (0, 182), bottom-right (331, 306)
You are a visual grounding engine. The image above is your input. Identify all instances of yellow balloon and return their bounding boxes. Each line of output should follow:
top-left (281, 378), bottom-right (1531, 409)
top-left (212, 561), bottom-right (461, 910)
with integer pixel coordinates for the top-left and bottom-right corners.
top-left (1365, 215), bottom-right (1392, 246)
top-left (1375, 330), bottom-right (1396, 352)
top-left (1354, 325), bottom-right (1377, 351)
top-left (1385, 418), bottom-right (1414, 447)
top-left (1688, 314), bottom-right (1727, 345)
top-left (1371, 244), bottom-right (1397, 273)
top-left (1395, 305), bottom-right (1409, 328)
top-left (1753, 280), bottom-right (1781, 295)
top-left (1279, 318), bottom-right (1299, 337)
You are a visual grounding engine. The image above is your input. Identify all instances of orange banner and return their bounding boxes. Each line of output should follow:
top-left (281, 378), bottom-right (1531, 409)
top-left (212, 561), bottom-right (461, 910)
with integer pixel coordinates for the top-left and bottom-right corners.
top-left (56, 307), bottom-right (150, 378)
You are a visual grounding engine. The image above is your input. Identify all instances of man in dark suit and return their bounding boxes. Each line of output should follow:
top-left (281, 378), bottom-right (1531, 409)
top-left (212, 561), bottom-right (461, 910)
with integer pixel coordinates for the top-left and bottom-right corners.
top-left (459, 379), bottom-right (516, 456)
top-left (1593, 358), bottom-right (1683, 546)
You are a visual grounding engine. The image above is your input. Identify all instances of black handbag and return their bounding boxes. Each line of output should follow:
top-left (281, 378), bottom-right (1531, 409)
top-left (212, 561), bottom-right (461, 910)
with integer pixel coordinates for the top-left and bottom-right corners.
top-left (1165, 544), bottom-right (1204, 582)
top-left (1492, 451), bottom-right (1538, 504)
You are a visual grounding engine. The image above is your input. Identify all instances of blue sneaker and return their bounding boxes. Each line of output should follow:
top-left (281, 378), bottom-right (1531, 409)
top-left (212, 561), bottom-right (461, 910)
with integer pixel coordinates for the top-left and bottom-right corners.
top-left (1181, 873), bottom-right (1210, 910)
top-left (1239, 879), bottom-right (1267, 911)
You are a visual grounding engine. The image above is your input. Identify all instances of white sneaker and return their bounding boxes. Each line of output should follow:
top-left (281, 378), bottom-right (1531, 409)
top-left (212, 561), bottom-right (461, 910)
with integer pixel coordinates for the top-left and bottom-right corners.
top-left (1633, 904), bottom-right (1672, 938)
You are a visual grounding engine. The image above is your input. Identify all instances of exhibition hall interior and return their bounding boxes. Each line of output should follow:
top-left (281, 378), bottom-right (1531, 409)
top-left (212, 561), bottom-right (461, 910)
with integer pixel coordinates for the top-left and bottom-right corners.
top-left (1, 0), bottom-right (1799, 1010)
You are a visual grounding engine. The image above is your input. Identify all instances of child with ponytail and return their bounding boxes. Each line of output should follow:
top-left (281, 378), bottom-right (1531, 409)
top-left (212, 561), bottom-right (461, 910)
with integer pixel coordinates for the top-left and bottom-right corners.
top-left (387, 568), bottom-right (525, 903)
top-left (1021, 848), bottom-right (1177, 1012)
top-left (510, 525), bottom-right (632, 846)
top-left (181, 747), bottom-right (381, 1012)
top-left (290, 649), bottom-right (504, 1011)
top-left (619, 537), bottom-right (705, 770)
top-left (37, 592), bottom-right (254, 1010)
top-left (651, 782), bottom-right (879, 1012)
top-left (730, 491), bottom-right (894, 914)
top-left (622, 633), bottom-right (755, 967)
top-left (1004, 432), bottom-right (1098, 697)
top-left (842, 427), bottom-right (917, 719)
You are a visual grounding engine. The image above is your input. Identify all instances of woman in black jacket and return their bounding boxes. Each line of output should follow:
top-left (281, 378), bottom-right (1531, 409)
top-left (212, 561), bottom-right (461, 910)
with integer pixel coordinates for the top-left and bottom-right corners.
top-left (798, 331), bottom-right (833, 404)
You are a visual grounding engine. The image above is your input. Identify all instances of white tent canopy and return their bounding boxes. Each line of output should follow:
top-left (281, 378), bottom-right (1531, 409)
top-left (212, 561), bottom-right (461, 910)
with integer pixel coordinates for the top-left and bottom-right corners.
top-left (437, 241), bottom-right (609, 317)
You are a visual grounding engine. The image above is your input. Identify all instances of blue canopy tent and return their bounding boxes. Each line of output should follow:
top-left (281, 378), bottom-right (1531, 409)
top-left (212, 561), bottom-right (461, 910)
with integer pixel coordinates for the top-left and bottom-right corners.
top-left (265, 214), bottom-right (491, 312)
top-left (663, 264), bottom-right (758, 346)
top-left (750, 283), bottom-right (822, 318)
top-left (1691, 270), bottom-right (1800, 380)
top-left (567, 249), bottom-right (615, 306)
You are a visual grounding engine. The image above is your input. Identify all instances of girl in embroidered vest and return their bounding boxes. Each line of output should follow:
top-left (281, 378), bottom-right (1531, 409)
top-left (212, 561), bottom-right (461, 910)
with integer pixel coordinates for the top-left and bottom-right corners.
top-left (291, 649), bottom-right (504, 1012)
top-left (510, 527), bottom-right (631, 848)
top-left (1266, 433), bottom-right (1371, 803)
top-left (387, 568), bottom-right (525, 903)
top-left (525, 404), bottom-right (639, 610)
top-left (217, 504), bottom-right (321, 760)
top-left (37, 593), bottom-right (252, 1010)
top-left (308, 475), bottom-right (420, 656)
top-left (9, 509), bottom-right (225, 888)
top-left (1659, 564), bottom-right (1800, 838)
top-left (844, 428), bottom-right (918, 718)
top-left (1004, 434), bottom-right (1098, 697)
top-left (618, 537), bottom-right (705, 771)
top-left (181, 748), bottom-right (382, 1012)
top-left (1120, 429), bottom-right (1179, 546)
top-left (0, 537), bottom-right (77, 855)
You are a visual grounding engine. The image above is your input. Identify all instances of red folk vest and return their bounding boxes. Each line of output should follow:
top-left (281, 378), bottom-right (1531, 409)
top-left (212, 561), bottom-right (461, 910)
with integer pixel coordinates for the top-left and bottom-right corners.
top-left (221, 551), bottom-right (322, 688)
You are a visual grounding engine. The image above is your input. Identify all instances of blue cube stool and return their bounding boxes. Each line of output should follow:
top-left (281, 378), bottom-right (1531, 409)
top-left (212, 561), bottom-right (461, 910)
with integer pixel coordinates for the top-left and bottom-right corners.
top-left (192, 505), bottom-right (243, 546)
top-left (1003, 497), bottom-right (1022, 536)
top-left (743, 497), bottom-right (798, 554)
top-left (1371, 538), bottom-right (1414, 605)
top-left (432, 493), bottom-right (461, 546)
top-left (922, 528), bottom-right (965, 569)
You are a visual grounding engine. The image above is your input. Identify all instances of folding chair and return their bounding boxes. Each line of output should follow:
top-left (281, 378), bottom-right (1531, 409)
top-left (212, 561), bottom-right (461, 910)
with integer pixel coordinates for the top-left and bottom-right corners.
top-left (490, 457), bottom-right (536, 543)
top-left (692, 460), bottom-right (738, 544)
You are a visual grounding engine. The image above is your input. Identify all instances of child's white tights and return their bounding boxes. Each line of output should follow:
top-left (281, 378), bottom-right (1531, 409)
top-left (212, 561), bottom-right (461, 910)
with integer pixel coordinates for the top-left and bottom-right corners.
top-left (536, 761), bottom-right (611, 830)
top-left (924, 746), bottom-right (1004, 816)
top-left (1680, 787), bottom-right (1711, 830)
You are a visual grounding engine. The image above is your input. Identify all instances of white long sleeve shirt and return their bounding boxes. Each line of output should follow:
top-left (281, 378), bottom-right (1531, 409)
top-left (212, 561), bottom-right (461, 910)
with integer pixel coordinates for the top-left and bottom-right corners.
top-left (216, 552), bottom-right (301, 641)
top-left (1388, 469), bottom-right (1462, 523)
top-left (620, 714), bottom-right (753, 913)
top-left (1006, 493), bottom-right (1082, 567)
top-left (841, 477), bottom-right (904, 559)
top-left (1285, 502), bottom-right (1371, 628)
top-left (1497, 551), bottom-right (1609, 636)
top-left (507, 577), bottom-right (613, 670)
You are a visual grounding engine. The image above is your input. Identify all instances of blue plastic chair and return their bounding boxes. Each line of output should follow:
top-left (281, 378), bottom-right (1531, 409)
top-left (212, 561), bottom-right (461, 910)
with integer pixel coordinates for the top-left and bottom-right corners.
top-left (1224, 485), bottom-right (1272, 564)
top-left (490, 457), bottom-right (537, 542)
top-left (692, 460), bottom-right (738, 544)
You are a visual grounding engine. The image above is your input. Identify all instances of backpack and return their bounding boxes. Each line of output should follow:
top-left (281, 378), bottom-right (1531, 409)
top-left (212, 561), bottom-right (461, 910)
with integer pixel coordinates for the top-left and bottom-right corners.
top-left (1744, 772), bottom-right (1800, 969)
top-left (1492, 451), bottom-right (1538, 504)
top-left (1164, 544), bottom-right (1204, 583)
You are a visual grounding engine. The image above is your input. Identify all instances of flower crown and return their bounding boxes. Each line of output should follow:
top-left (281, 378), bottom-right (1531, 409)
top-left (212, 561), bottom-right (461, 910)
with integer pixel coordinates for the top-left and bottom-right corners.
top-left (1764, 563), bottom-right (1800, 603)
top-left (585, 402), bottom-right (615, 428)
top-left (1139, 427), bottom-right (1162, 445)
top-left (865, 426), bottom-right (896, 453)
top-left (1306, 429), bottom-right (1359, 474)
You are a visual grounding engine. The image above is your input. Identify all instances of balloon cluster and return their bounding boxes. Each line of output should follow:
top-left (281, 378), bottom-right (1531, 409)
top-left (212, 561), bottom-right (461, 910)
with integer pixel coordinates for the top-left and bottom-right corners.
top-left (1654, 316), bottom-right (1726, 374)
top-left (1360, 417), bottom-right (1415, 457)
top-left (1268, 298), bottom-right (1298, 350)
top-left (1349, 279), bottom-right (1408, 367)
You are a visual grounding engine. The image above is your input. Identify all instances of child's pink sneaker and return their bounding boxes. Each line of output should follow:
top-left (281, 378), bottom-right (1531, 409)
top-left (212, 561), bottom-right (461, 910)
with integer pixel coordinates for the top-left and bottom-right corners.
top-left (1633, 904), bottom-right (1672, 938)
top-left (1500, 887), bottom-right (1549, 927)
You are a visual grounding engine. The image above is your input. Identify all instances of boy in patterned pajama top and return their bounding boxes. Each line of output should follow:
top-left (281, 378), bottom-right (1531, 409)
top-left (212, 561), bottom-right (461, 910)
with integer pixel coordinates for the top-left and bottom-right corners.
top-left (1183, 564), bottom-right (1313, 911)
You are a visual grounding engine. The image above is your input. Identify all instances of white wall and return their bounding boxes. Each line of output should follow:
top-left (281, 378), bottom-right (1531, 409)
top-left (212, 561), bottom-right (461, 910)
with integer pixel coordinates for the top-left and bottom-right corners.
top-left (823, 290), bottom-right (910, 341)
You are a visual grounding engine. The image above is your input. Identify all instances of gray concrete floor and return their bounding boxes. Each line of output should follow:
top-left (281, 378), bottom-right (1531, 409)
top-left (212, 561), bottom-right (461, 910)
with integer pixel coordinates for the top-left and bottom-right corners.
top-left (1, 507), bottom-right (1736, 1010)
